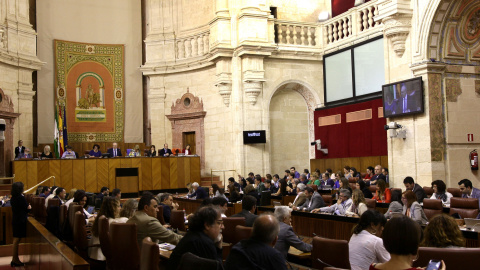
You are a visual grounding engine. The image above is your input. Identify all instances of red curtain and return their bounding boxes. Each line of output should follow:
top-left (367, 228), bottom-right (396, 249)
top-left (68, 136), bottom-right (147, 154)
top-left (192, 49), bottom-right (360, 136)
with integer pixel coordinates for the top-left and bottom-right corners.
top-left (314, 98), bottom-right (387, 159)
top-left (332, 0), bottom-right (371, 17)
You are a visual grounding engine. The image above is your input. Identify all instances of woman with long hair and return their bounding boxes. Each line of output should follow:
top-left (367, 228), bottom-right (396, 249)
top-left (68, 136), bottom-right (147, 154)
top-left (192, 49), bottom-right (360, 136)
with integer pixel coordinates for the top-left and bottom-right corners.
top-left (211, 183), bottom-right (227, 200)
top-left (10, 182), bottom-right (31, 267)
top-left (119, 198), bottom-right (138, 221)
top-left (72, 189), bottom-right (95, 223)
top-left (227, 184), bottom-right (241, 202)
top-left (356, 179), bottom-right (373, 199)
top-left (430, 180), bottom-right (453, 205)
top-left (384, 189), bottom-right (403, 219)
top-left (421, 214), bottom-right (465, 248)
top-left (350, 167), bottom-right (361, 179)
top-left (147, 145), bottom-right (157, 157)
top-left (273, 179), bottom-right (288, 196)
top-left (402, 190), bottom-right (428, 225)
top-left (373, 179), bottom-right (391, 203)
top-left (346, 189), bottom-right (368, 217)
top-left (349, 210), bottom-right (389, 270)
top-left (89, 197), bottom-right (124, 261)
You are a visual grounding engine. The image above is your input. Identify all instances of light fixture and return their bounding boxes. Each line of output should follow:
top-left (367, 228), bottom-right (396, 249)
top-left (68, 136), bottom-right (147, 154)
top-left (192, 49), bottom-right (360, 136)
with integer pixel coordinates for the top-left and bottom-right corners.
top-left (318, 11), bottom-right (330, 22)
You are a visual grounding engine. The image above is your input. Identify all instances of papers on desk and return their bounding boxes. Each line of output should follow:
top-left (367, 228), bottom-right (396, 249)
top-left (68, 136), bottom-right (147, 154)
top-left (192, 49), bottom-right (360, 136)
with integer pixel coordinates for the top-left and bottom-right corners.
top-left (158, 243), bottom-right (176, 251)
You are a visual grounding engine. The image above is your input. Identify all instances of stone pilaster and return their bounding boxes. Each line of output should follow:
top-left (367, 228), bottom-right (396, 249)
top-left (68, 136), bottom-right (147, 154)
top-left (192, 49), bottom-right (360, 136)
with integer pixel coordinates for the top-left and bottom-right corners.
top-left (215, 59), bottom-right (233, 107)
top-left (147, 75), bottom-right (167, 147)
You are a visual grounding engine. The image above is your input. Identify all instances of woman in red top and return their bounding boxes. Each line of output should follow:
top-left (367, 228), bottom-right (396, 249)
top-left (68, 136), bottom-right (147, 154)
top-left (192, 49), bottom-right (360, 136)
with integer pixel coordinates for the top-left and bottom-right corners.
top-left (369, 215), bottom-right (445, 270)
top-left (364, 166), bottom-right (374, 180)
top-left (372, 179), bottom-right (391, 203)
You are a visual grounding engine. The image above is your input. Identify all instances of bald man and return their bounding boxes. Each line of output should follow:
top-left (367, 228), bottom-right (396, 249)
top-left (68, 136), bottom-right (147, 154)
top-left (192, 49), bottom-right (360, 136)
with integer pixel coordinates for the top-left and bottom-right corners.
top-left (225, 214), bottom-right (287, 270)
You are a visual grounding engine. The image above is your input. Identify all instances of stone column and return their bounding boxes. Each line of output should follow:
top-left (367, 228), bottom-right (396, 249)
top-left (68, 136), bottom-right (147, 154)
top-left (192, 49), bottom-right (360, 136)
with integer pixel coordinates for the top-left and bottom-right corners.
top-left (147, 75), bottom-right (167, 147)
top-left (17, 68), bottom-right (36, 149)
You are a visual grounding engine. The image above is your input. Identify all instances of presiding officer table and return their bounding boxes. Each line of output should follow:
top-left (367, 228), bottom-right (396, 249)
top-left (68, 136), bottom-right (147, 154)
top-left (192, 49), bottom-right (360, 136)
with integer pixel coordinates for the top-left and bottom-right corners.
top-left (13, 156), bottom-right (200, 193)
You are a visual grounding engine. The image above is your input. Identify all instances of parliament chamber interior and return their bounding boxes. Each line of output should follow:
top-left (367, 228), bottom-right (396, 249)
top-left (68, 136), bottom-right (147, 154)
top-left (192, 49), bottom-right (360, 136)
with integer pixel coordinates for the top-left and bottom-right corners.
top-left (0, 0), bottom-right (480, 269)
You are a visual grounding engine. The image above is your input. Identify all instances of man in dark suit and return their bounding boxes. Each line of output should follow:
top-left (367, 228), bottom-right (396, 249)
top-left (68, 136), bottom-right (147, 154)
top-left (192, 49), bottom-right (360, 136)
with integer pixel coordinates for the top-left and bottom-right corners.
top-left (396, 83), bottom-right (421, 114)
top-left (403, 176), bottom-right (426, 203)
top-left (158, 143), bottom-right (173, 157)
top-left (14, 140), bottom-right (25, 158)
top-left (107, 142), bottom-right (122, 157)
top-left (231, 195), bottom-right (258, 227)
top-left (293, 186), bottom-right (325, 212)
top-left (187, 182), bottom-right (208, 200)
top-left (459, 179), bottom-right (480, 211)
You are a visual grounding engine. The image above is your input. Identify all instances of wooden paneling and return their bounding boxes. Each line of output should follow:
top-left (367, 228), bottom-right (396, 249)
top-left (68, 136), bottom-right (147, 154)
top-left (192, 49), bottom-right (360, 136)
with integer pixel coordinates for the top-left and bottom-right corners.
top-left (85, 159), bottom-right (97, 192)
top-left (60, 160), bottom-right (73, 191)
top-left (26, 161), bottom-right (38, 190)
top-left (72, 160), bottom-right (85, 190)
top-left (14, 157), bottom-right (200, 192)
top-left (310, 156), bottom-right (388, 174)
top-left (161, 159), bottom-right (171, 189)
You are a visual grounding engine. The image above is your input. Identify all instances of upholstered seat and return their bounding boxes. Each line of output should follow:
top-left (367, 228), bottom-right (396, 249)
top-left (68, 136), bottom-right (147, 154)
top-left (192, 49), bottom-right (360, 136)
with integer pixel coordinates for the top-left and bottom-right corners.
top-left (222, 217), bottom-right (246, 244)
top-left (368, 186), bottom-right (377, 194)
top-left (365, 198), bottom-right (376, 210)
top-left (32, 197), bottom-right (47, 224)
top-left (47, 198), bottom-right (60, 208)
top-left (177, 252), bottom-right (223, 270)
top-left (413, 247), bottom-right (480, 269)
top-left (312, 236), bottom-right (350, 269)
top-left (170, 210), bottom-right (186, 231)
top-left (322, 195), bottom-right (333, 206)
top-left (423, 186), bottom-right (433, 198)
top-left (110, 223), bottom-right (140, 270)
top-left (98, 215), bottom-right (112, 269)
top-left (260, 190), bottom-right (271, 206)
top-left (447, 188), bottom-right (462, 198)
top-left (422, 199), bottom-right (443, 220)
top-left (449, 197), bottom-right (479, 219)
top-left (156, 205), bottom-right (166, 225)
top-left (234, 225), bottom-right (252, 244)
top-left (140, 237), bottom-right (159, 270)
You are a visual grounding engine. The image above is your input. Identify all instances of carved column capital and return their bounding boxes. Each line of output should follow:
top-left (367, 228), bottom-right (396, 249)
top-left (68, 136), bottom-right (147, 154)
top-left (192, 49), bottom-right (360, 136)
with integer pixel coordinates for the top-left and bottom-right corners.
top-left (382, 14), bottom-right (412, 57)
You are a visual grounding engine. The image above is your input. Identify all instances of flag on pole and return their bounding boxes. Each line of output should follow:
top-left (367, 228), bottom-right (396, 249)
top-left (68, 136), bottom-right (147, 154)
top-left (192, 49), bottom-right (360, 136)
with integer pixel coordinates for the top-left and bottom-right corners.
top-left (58, 104), bottom-right (64, 156)
top-left (62, 105), bottom-right (68, 149)
top-left (54, 103), bottom-right (60, 158)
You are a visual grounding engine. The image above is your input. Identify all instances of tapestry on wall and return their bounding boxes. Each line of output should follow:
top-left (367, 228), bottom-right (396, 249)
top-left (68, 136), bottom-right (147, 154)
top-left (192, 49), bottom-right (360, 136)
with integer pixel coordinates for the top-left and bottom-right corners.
top-left (54, 40), bottom-right (124, 142)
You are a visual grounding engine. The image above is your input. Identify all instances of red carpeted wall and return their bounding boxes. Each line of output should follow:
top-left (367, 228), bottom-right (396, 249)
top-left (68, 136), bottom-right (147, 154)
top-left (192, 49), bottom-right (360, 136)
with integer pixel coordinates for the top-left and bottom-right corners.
top-left (314, 98), bottom-right (387, 159)
top-left (332, 0), bottom-right (371, 17)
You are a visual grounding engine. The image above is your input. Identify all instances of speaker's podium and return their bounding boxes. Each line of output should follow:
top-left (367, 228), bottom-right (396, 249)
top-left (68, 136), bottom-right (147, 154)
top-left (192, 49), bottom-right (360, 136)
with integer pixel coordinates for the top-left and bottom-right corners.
top-left (115, 168), bottom-right (139, 193)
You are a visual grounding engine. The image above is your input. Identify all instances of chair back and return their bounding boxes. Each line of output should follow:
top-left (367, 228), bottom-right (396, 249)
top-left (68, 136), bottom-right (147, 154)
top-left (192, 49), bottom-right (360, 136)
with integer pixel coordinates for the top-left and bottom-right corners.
top-left (140, 237), bottom-right (160, 270)
top-left (235, 225), bottom-right (253, 245)
top-left (98, 215), bottom-right (112, 268)
top-left (368, 186), bottom-right (377, 194)
top-left (449, 198), bottom-right (479, 219)
top-left (412, 247), bottom-right (480, 269)
top-left (322, 195), bottom-right (333, 206)
top-left (170, 210), bottom-right (186, 231)
top-left (95, 197), bottom-right (103, 210)
top-left (423, 186), bottom-right (434, 198)
top-left (59, 204), bottom-right (67, 229)
top-left (365, 198), bottom-right (376, 210)
top-left (68, 204), bottom-right (83, 232)
top-left (33, 197), bottom-right (47, 224)
top-left (349, 177), bottom-right (359, 183)
top-left (156, 205), bottom-right (166, 225)
top-left (110, 223), bottom-right (140, 270)
top-left (73, 211), bottom-right (89, 259)
top-left (222, 217), bottom-right (246, 244)
top-left (447, 188), bottom-right (462, 198)
top-left (391, 188), bottom-right (402, 194)
top-left (349, 183), bottom-right (356, 190)
top-left (47, 198), bottom-right (60, 208)
top-left (260, 190), bottom-right (271, 206)
top-left (422, 199), bottom-right (443, 220)
top-left (25, 193), bottom-right (34, 205)
top-left (312, 236), bottom-right (350, 270)
top-left (177, 252), bottom-right (222, 270)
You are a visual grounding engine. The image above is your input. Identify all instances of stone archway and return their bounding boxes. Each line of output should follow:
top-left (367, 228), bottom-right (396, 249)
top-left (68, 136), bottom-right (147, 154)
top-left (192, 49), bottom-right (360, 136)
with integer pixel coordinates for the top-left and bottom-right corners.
top-left (268, 81), bottom-right (320, 174)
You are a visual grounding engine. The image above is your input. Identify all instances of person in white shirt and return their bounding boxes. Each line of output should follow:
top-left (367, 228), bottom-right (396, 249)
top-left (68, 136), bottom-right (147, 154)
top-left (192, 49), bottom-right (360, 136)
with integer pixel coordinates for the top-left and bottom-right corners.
top-left (312, 189), bottom-right (352, 215)
top-left (349, 210), bottom-right (390, 270)
top-left (430, 180), bottom-right (453, 205)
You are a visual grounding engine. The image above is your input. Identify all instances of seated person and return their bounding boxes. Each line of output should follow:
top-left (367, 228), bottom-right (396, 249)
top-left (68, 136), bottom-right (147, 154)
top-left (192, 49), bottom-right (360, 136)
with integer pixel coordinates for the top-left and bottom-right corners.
top-left (263, 179), bottom-right (273, 193)
top-left (16, 148), bottom-right (32, 159)
top-left (228, 177), bottom-right (242, 192)
top-left (128, 144), bottom-right (141, 157)
top-left (356, 179), bottom-right (373, 199)
top-left (225, 214), bottom-right (287, 270)
top-left (187, 182), bottom-right (208, 200)
top-left (38, 186), bottom-right (50, 198)
top-left (312, 189), bottom-right (352, 215)
top-left (384, 189), bottom-right (403, 219)
top-left (349, 210), bottom-right (389, 270)
top-left (167, 206), bottom-right (223, 270)
top-left (430, 180), bottom-right (453, 205)
top-left (293, 186), bottom-right (325, 212)
top-left (88, 144), bottom-right (102, 158)
top-left (273, 206), bottom-right (312, 258)
top-left (254, 175), bottom-right (265, 194)
top-left (61, 145), bottom-right (76, 159)
top-left (288, 183), bottom-right (307, 208)
top-left (273, 179), bottom-right (288, 197)
top-left (211, 183), bottom-right (228, 200)
top-left (402, 191), bottom-right (428, 225)
top-left (107, 142), bottom-right (122, 157)
top-left (158, 143), bottom-right (173, 157)
top-left (40, 145), bottom-right (54, 159)
top-left (372, 178), bottom-right (391, 203)
top-left (420, 214), bottom-right (465, 248)
top-left (243, 184), bottom-right (259, 202)
top-left (146, 145), bottom-right (157, 157)
top-left (127, 192), bottom-right (182, 247)
top-left (231, 195), bottom-right (257, 226)
top-left (227, 184), bottom-right (241, 203)
top-left (345, 189), bottom-right (368, 217)
top-left (53, 187), bottom-right (66, 205)
top-left (159, 193), bottom-right (178, 223)
top-left (211, 197), bottom-right (228, 218)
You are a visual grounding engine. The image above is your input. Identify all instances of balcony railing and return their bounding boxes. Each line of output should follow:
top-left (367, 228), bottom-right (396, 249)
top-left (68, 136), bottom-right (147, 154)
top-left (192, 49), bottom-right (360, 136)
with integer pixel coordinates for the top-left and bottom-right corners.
top-left (275, 21), bottom-right (318, 46)
top-left (176, 31), bottom-right (210, 60)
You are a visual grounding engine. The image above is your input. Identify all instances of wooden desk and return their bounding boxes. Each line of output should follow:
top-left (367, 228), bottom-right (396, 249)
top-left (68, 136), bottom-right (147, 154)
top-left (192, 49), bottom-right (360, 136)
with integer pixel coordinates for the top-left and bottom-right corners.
top-left (13, 156), bottom-right (200, 193)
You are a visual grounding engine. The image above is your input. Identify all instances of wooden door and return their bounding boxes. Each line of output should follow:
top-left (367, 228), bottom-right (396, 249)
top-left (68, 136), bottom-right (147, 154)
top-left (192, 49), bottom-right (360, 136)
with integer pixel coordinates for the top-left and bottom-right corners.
top-left (183, 132), bottom-right (196, 154)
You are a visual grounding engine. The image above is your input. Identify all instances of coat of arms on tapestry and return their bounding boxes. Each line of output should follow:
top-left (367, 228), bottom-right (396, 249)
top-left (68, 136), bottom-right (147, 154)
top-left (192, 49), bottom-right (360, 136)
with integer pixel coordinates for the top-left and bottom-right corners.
top-left (54, 40), bottom-right (124, 142)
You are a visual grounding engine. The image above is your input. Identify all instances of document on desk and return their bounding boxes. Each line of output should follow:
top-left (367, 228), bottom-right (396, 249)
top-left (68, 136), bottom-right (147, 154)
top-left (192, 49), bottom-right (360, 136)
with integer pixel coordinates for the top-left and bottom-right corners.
top-left (159, 243), bottom-right (176, 251)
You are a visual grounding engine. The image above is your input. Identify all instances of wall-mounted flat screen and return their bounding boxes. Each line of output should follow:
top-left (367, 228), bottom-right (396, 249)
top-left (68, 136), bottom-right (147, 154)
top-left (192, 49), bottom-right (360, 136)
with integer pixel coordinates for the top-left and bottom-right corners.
top-left (382, 77), bottom-right (424, 118)
top-left (243, 130), bottom-right (266, 144)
